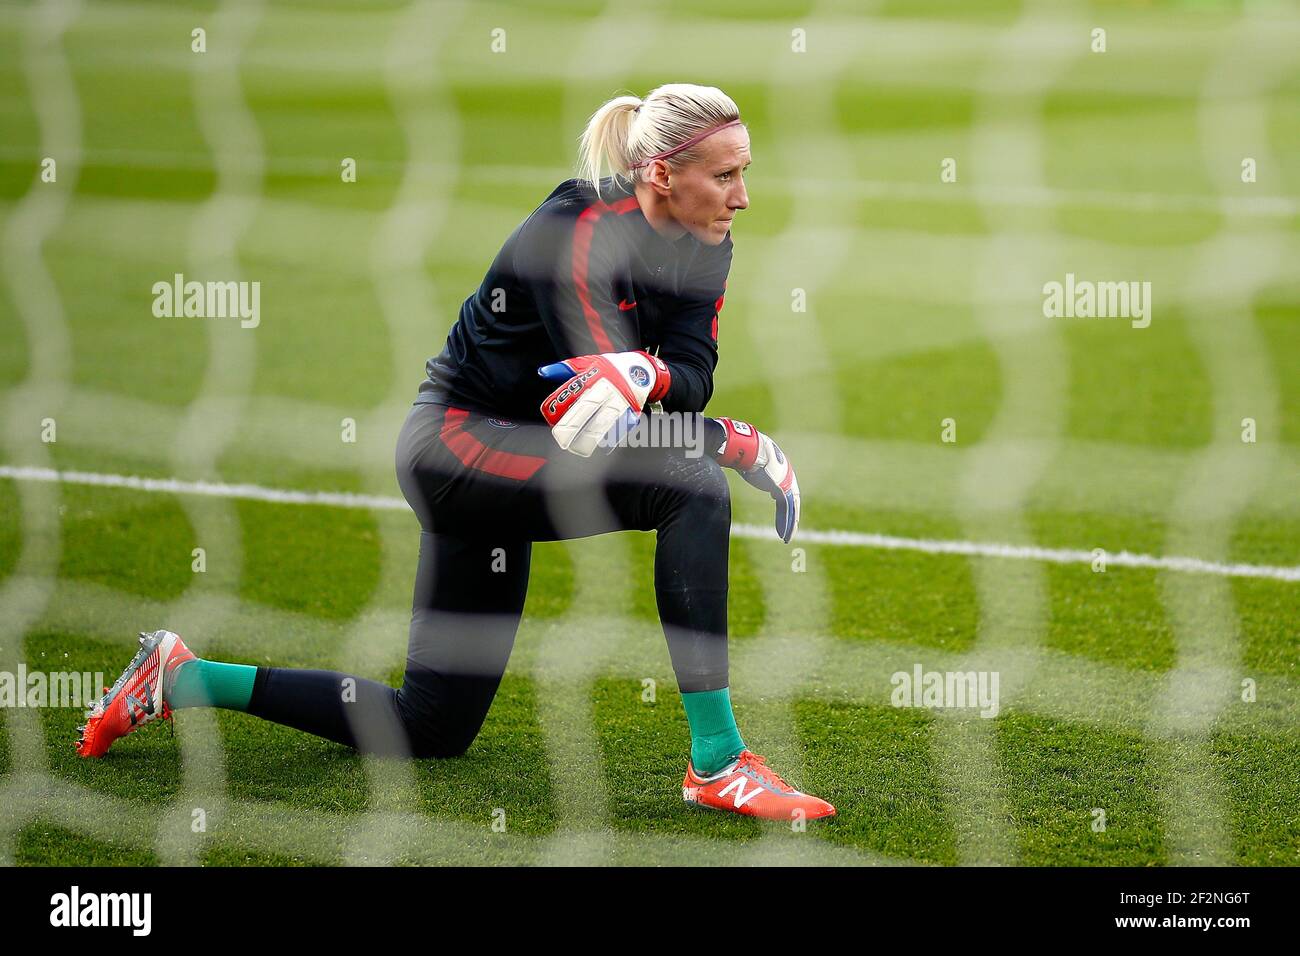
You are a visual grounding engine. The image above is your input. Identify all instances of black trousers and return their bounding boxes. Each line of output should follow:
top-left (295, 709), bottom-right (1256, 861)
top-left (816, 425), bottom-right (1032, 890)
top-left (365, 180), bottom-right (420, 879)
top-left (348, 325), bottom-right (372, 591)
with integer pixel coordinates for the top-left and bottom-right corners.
top-left (246, 402), bottom-right (732, 758)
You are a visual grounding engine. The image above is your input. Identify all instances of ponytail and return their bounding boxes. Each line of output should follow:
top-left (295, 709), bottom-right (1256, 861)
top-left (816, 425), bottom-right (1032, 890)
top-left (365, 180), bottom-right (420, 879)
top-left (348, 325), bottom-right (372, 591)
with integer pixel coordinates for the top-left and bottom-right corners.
top-left (577, 94), bottom-right (642, 200)
top-left (577, 84), bottom-right (741, 199)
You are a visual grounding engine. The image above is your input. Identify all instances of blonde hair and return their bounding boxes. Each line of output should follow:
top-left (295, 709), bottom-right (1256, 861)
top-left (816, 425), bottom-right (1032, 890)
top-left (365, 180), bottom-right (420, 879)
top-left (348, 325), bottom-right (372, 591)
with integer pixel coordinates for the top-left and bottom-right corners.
top-left (577, 83), bottom-right (742, 199)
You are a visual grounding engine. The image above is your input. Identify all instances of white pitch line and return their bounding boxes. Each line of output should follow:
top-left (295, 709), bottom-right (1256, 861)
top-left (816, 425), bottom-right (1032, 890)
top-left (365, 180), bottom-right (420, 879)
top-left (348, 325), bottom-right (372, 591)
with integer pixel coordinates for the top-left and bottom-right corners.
top-left (2, 464), bottom-right (1297, 582)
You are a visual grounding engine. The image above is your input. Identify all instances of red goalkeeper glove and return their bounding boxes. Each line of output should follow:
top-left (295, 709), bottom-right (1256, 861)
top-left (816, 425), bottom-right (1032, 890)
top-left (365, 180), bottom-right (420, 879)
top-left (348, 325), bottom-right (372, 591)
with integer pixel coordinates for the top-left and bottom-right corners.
top-left (537, 350), bottom-right (671, 458)
top-left (712, 417), bottom-right (801, 544)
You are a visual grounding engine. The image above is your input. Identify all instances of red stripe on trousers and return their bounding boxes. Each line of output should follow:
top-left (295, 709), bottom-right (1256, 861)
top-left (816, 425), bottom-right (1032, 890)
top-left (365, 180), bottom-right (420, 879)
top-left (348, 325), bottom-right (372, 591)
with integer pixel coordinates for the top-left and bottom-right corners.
top-left (439, 407), bottom-right (547, 481)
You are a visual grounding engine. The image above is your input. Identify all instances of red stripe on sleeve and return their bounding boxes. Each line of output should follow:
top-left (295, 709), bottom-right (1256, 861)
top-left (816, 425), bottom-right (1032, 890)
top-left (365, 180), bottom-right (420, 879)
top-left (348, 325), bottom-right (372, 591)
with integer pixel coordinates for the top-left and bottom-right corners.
top-left (571, 197), bottom-right (641, 354)
top-left (711, 279), bottom-right (727, 342)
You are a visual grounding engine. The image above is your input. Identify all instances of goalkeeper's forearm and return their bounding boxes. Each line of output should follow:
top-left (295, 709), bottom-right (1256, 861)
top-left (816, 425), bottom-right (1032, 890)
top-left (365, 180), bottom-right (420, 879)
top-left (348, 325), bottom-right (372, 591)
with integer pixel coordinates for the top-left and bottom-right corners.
top-left (701, 417), bottom-right (727, 459)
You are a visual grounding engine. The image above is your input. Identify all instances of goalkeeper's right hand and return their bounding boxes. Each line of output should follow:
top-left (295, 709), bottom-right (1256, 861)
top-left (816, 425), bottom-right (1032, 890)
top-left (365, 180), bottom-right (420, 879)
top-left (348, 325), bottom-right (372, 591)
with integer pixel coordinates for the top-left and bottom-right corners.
top-left (711, 417), bottom-right (800, 544)
top-left (537, 350), bottom-right (670, 458)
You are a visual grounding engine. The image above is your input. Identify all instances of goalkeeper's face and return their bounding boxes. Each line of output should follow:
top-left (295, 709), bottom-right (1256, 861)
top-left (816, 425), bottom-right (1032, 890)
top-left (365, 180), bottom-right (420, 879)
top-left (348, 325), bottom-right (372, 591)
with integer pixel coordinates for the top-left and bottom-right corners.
top-left (667, 125), bottom-right (751, 246)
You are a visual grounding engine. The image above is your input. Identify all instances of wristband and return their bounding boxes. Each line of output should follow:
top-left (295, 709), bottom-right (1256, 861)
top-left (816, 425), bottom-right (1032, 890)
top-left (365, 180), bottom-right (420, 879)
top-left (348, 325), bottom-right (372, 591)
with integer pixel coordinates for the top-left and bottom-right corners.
top-left (713, 417), bottom-right (761, 471)
top-left (635, 350), bottom-right (671, 404)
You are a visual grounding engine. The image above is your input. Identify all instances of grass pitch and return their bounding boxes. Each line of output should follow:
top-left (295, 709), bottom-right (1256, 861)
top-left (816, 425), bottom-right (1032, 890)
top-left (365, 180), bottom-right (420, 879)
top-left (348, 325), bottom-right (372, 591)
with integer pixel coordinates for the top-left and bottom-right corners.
top-left (0, 0), bottom-right (1297, 866)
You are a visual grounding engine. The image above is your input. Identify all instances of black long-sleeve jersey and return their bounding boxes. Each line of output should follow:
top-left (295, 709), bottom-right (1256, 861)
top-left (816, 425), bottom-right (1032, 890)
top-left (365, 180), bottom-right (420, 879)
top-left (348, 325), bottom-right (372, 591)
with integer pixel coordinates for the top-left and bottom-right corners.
top-left (415, 175), bottom-right (731, 420)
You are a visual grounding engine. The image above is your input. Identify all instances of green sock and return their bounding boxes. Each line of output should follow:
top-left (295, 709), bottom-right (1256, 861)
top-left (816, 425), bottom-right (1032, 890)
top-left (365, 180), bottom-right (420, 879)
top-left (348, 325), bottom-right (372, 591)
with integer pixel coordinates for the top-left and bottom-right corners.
top-left (167, 659), bottom-right (257, 711)
top-left (681, 687), bottom-right (745, 776)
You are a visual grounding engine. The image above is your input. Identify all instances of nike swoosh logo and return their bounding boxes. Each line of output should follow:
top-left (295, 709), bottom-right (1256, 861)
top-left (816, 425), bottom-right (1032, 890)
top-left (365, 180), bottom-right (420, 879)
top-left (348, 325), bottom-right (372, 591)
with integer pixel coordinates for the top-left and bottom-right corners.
top-left (618, 299), bottom-right (636, 311)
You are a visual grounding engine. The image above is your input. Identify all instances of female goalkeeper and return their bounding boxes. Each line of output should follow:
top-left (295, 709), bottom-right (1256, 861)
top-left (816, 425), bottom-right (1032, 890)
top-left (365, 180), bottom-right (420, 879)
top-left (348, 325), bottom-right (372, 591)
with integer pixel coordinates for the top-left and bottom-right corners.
top-left (77, 83), bottom-right (834, 822)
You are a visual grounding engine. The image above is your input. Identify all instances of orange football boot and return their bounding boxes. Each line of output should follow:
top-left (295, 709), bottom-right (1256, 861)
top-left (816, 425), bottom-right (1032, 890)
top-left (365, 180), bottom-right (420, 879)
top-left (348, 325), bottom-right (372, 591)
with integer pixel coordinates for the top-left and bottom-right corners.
top-left (683, 750), bottom-right (836, 821)
top-left (76, 629), bottom-right (196, 758)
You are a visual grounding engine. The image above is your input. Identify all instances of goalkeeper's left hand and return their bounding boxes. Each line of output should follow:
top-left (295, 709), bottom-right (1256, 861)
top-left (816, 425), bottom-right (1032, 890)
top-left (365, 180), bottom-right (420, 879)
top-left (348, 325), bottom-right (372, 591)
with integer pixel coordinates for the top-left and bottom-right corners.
top-left (538, 350), bottom-right (671, 458)
top-left (712, 417), bottom-right (801, 544)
